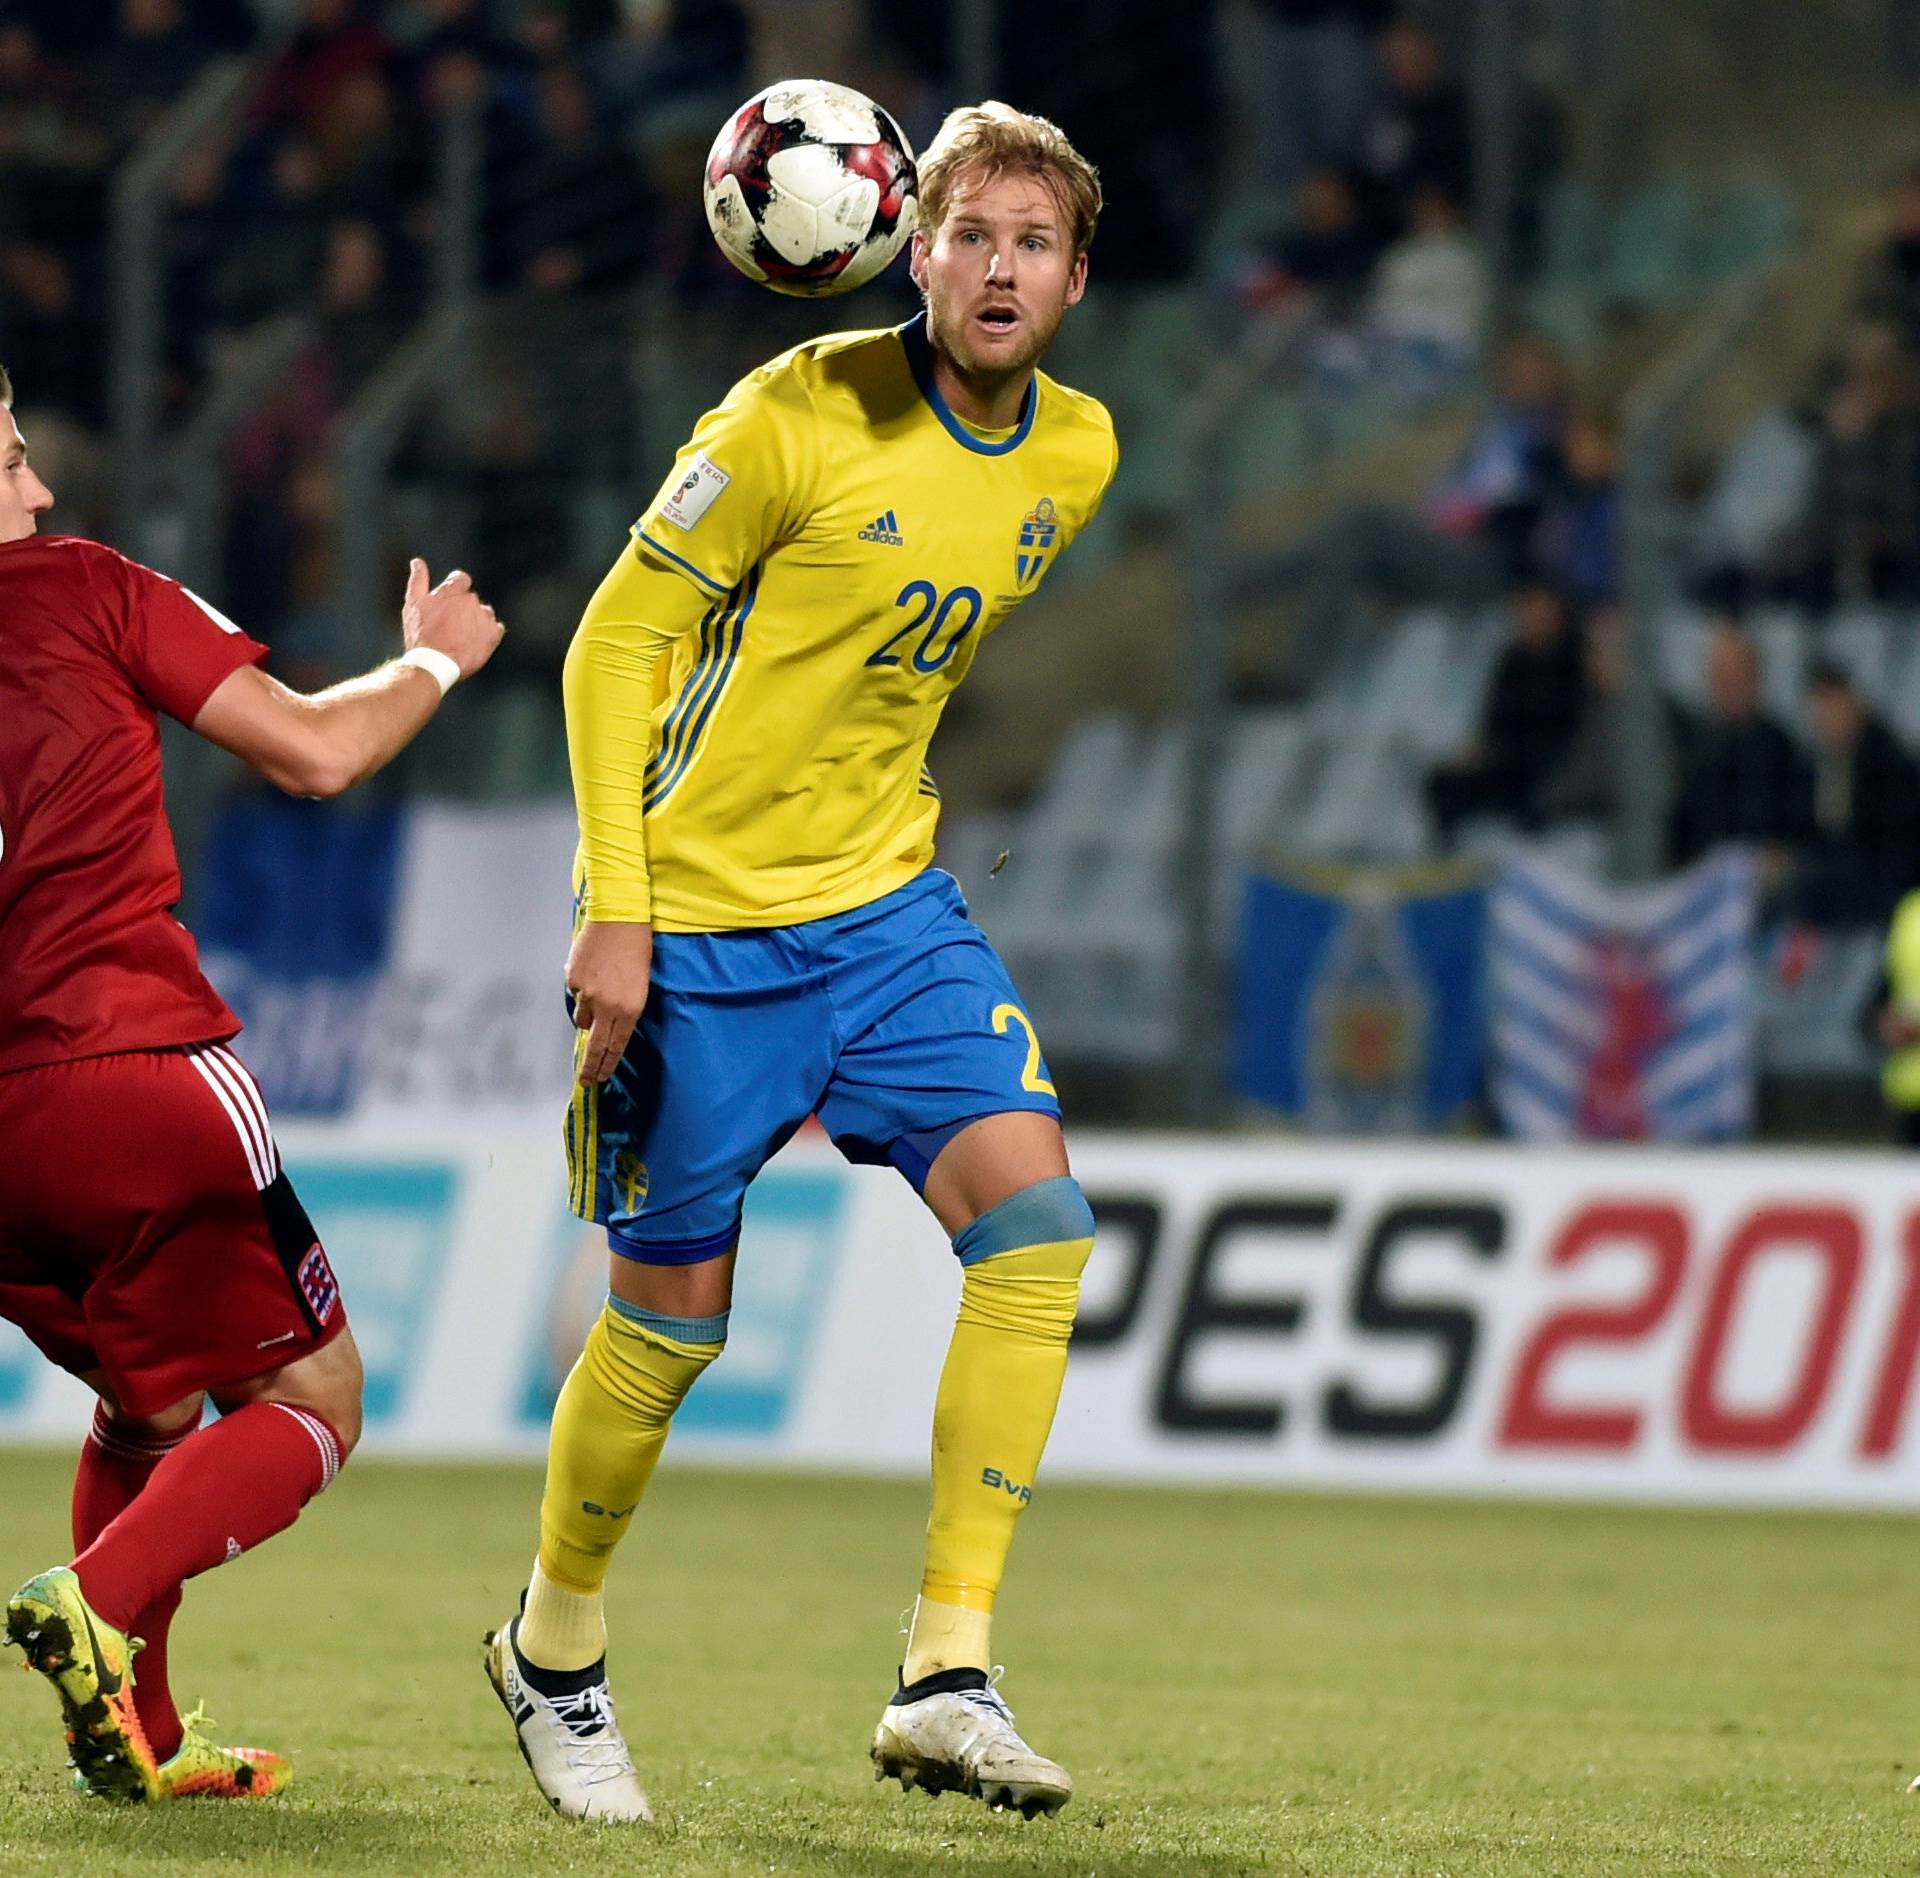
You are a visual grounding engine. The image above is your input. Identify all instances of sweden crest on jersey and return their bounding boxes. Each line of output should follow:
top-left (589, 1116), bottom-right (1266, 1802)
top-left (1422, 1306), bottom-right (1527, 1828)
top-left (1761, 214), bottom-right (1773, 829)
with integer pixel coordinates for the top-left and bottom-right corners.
top-left (1016, 496), bottom-right (1058, 586)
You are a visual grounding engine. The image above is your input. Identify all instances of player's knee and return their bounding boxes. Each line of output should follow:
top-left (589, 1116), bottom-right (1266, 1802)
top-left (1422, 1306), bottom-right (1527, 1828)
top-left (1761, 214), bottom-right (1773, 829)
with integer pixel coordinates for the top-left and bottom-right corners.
top-left (952, 1177), bottom-right (1094, 1345)
top-left (234, 1325), bottom-right (365, 1458)
top-left (589, 1298), bottom-right (727, 1418)
top-left (107, 1391), bottom-right (205, 1443)
top-left (952, 1175), bottom-right (1095, 1279)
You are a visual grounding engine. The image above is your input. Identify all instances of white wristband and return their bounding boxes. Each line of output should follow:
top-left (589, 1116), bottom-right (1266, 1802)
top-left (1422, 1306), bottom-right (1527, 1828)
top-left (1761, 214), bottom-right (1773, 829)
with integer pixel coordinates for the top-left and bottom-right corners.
top-left (398, 646), bottom-right (461, 697)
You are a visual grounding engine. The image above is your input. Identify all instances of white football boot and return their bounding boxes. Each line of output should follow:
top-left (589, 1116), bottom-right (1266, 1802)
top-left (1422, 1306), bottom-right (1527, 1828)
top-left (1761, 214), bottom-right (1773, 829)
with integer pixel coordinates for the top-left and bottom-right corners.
top-left (870, 1667), bottom-right (1072, 1817)
top-left (482, 1620), bottom-right (653, 1823)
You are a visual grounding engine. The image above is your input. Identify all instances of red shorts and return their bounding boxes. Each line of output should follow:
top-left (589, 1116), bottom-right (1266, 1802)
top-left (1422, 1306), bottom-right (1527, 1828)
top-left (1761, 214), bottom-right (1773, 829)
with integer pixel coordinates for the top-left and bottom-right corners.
top-left (0, 1045), bottom-right (346, 1417)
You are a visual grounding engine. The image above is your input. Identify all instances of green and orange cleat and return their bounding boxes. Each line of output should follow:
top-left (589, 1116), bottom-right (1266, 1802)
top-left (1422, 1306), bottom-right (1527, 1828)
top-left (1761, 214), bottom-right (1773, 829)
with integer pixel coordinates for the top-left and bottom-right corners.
top-left (6, 1565), bottom-right (161, 1803)
top-left (74, 1706), bottom-right (293, 1801)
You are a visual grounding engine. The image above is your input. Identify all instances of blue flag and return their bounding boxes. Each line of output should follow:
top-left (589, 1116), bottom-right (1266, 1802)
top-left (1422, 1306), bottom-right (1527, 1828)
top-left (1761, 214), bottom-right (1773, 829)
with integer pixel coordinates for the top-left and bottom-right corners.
top-left (1233, 862), bottom-right (1487, 1131)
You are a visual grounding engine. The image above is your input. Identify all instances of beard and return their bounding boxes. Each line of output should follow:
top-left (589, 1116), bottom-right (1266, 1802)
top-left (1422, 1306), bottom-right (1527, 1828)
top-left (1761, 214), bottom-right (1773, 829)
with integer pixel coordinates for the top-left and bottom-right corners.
top-left (926, 289), bottom-right (1070, 385)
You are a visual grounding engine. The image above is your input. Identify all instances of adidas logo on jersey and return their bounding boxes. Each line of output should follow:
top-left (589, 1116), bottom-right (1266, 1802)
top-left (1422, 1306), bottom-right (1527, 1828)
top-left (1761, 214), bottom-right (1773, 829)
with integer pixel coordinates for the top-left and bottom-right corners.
top-left (857, 509), bottom-right (904, 546)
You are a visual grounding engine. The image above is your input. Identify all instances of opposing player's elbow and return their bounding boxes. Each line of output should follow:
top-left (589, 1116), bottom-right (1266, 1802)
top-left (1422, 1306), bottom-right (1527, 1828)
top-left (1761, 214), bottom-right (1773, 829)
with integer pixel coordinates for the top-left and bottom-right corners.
top-left (261, 730), bottom-right (358, 800)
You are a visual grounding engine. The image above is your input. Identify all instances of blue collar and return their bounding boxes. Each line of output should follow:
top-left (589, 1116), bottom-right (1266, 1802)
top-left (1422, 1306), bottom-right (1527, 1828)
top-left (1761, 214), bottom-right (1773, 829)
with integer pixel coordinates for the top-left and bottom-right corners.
top-left (899, 312), bottom-right (1036, 456)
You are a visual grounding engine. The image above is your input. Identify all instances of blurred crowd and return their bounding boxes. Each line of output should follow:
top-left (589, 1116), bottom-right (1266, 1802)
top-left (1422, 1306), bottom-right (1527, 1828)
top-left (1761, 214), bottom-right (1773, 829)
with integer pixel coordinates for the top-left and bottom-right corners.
top-left (1691, 169), bottom-right (1920, 612)
top-left (1226, 9), bottom-right (1562, 396)
top-left (0, 0), bottom-right (1275, 671)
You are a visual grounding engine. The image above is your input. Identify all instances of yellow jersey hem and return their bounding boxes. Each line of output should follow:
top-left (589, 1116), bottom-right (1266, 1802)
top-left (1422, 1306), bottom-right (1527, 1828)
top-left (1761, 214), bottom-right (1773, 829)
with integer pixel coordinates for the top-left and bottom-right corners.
top-left (648, 857), bottom-right (936, 935)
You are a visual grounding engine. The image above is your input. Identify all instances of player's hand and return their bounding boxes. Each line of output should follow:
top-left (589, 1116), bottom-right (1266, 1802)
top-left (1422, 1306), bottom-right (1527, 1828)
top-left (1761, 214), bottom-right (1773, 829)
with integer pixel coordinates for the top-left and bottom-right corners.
top-left (402, 558), bottom-right (504, 679)
top-left (568, 918), bottom-right (653, 1085)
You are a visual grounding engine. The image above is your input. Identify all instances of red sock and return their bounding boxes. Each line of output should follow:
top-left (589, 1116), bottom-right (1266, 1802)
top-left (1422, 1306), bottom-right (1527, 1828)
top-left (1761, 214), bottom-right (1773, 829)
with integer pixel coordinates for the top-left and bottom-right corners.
top-left (72, 1405), bottom-right (193, 1762)
top-left (72, 1402), bottom-right (343, 1640)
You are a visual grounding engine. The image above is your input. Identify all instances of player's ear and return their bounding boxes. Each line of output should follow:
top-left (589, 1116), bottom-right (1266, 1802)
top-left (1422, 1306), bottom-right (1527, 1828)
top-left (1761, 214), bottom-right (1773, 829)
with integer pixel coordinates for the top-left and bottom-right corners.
top-left (908, 227), bottom-right (930, 295)
top-left (1063, 250), bottom-right (1088, 308)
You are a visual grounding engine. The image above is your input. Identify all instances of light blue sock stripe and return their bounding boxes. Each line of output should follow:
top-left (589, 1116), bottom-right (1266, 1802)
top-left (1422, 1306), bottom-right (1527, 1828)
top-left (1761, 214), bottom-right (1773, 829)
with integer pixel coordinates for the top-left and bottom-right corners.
top-left (605, 1295), bottom-right (729, 1344)
top-left (952, 1176), bottom-right (1094, 1266)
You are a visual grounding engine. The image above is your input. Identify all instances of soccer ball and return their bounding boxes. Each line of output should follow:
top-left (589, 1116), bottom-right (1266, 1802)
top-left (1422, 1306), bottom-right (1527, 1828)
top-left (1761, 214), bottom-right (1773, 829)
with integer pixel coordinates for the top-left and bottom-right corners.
top-left (704, 79), bottom-right (918, 297)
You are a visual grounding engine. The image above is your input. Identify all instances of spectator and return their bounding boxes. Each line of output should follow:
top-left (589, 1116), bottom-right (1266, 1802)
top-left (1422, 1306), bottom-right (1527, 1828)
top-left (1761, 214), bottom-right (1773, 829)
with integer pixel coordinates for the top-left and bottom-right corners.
top-left (250, 0), bottom-right (394, 138)
top-left (1368, 183), bottom-right (1486, 390)
top-left (308, 67), bottom-right (418, 228)
top-left (1668, 621), bottom-right (1808, 878)
top-left (1854, 167), bottom-right (1920, 360)
top-left (1359, 20), bottom-right (1471, 242)
top-left (1234, 332), bottom-right (1570, 697)
top-left (1536, 603), bottom-right (1629, 828)
top-left (1794, 324), bottom-right (1920, 606)
top-left (205, 135), bottom-right (332, 332)
top-left (1231, 0), bottom-right (1387, 203)
top-left (1243, 167), bottom-right (1379, 319)
top-left (489, 61), bottom-right (656, 295)
top-left (1531, 411), bottom-right (1619, 607)
top-left (1793, 660), bottom-right (1920, 924)
top-left (597, 0), bottom-right (750, 126)
top-left (0, 241), bottom-right (104, 427)
top-left (1425, 582), bottom-right (1586, 843)
top-left (93, 0), bottom-right (226, 147)
top-left (1688, 402), bottom-right (1821, 609)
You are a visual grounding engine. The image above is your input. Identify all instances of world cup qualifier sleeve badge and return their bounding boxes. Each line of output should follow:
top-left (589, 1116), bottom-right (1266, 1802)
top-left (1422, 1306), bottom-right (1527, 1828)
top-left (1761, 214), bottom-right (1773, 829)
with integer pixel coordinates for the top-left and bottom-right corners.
top-left (1015, 497), bottom-right (1058, 586)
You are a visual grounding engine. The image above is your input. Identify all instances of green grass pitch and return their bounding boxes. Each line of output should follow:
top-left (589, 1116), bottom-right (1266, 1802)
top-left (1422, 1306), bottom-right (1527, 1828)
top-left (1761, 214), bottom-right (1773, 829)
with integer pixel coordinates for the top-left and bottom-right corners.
top-left (0, 1451), bottom-right (1917, 1875)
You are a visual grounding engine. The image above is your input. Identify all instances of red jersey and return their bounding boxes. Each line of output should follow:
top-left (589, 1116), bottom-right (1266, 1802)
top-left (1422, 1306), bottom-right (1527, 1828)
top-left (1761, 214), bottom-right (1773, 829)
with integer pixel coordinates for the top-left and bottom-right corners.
top-left (0, 534), bottom-right (267, 1074)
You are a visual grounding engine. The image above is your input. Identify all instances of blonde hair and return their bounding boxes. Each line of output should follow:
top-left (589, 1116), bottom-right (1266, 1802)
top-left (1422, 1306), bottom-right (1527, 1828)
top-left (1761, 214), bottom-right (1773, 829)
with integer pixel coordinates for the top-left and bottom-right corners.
top-left (0, 364), bottom-right (11, 408)
top-left (917, 101), bottom-right (1101, 256)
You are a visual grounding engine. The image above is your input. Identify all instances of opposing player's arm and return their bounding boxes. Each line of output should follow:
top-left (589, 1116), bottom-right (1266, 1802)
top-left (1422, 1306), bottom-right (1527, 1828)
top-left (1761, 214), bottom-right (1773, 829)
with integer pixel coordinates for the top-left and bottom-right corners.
top-left (191, 561), bottom-right (503, 797)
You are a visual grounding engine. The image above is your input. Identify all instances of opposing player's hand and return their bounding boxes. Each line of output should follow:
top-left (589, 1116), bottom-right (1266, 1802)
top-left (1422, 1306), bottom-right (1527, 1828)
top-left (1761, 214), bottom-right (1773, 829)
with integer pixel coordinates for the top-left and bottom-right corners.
top-left (568, 918), bottom-right (653, 1085)
top-left (402, 558), bottom-right (504, 679)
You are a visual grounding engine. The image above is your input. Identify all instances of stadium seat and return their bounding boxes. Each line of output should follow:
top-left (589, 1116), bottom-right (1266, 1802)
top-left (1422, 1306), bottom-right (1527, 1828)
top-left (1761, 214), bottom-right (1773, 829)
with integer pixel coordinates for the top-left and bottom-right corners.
top-left (1292, 729), bottom-right (1433, 862)
top-left (1602, 177), bottom-right (1701, 314)
top-left (1696, 175), bottom-right (1797, 286)
top-left (1756, 927), bottom-right (1882, 1074)
top-left (1526, 177), bottom-right (1607, 345)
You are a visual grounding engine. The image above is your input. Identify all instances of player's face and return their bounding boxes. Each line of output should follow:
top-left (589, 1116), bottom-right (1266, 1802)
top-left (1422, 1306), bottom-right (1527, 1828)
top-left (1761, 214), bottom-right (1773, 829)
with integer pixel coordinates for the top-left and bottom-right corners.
top-left (0, 412), bottom-right (54, 542)
top-left (911, 169), bottom-right (1088, 383)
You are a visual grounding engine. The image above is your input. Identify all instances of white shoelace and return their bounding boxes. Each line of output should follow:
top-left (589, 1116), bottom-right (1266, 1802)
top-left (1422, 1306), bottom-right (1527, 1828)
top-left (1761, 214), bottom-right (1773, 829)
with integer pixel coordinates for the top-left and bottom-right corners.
top-left (542, 1683), bottom-right (640, 1788)
top-left (950, 1672), bottom-right (1030, 1749)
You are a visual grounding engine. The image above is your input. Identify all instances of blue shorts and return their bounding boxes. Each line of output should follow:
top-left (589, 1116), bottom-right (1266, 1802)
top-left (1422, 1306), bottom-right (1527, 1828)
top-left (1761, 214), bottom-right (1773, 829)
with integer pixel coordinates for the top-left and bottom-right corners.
top-left (564, 869), bottom-right (1062, 1261)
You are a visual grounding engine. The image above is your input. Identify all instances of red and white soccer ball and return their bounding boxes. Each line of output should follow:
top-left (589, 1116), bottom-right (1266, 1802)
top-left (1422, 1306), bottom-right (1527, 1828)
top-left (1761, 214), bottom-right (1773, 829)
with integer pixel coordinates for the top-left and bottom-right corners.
top-left (703, 79), bottom-right (918, 297)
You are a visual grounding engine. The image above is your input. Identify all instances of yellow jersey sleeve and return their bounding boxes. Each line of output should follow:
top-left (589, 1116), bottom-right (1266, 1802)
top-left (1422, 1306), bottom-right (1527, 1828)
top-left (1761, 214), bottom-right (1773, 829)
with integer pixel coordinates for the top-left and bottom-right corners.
top-left (630, 366), bottom-right (821, 599)
top-left (564, 543), bottom-right (711, 922)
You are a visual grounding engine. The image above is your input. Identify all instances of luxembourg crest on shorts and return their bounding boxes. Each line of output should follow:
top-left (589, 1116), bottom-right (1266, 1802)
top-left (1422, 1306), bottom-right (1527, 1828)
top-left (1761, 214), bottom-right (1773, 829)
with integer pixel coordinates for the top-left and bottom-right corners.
top-left (1015, 497), bottom-right (1058, 586)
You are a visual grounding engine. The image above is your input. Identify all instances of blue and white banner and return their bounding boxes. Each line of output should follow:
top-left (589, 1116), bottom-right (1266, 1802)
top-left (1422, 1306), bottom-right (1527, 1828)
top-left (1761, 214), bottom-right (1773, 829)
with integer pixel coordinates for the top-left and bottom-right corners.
top-left (1488, 847), bottom-right (1755, 1142)
top-left (201, 801), bottom-right (579, 1121)
top-left (1233, 862), bottom-right (1486, 1131)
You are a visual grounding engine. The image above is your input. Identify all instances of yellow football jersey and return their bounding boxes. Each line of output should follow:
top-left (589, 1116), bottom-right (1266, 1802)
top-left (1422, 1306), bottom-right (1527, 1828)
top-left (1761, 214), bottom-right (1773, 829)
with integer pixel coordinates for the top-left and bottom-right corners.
top-left (579, 313), bottom-right (1117, 933)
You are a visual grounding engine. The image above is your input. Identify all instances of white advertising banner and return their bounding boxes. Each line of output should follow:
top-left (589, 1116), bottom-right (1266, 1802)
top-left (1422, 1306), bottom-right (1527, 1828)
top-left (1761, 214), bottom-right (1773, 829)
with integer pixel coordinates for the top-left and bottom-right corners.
top-left (7, 1133), bottom-right (1920, 1507)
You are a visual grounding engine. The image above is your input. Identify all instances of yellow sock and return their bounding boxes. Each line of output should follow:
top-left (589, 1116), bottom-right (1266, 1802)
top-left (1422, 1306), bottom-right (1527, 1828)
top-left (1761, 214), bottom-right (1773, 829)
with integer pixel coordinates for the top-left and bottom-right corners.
top-left (518, 1298), bottom-right (723, 1670)
top-left (904, 1207), bottom-right (1091, 1684)
top-left (520, 1560), bottom-right (605, 1671)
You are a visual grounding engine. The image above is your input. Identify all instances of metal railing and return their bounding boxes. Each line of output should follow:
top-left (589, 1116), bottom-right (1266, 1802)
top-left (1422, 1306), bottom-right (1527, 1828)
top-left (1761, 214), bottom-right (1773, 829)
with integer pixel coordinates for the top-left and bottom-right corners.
top-left (108, 56), bottom-right (258, 557)
top-left (333, 306), bottom-right (473, 670)
top-left (1616, 265), bottom-right (1783, 880)
top-left (165, 314), bottom-right (315, 600)
top-left (1174, 301), bottom-right (1318, 1124)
